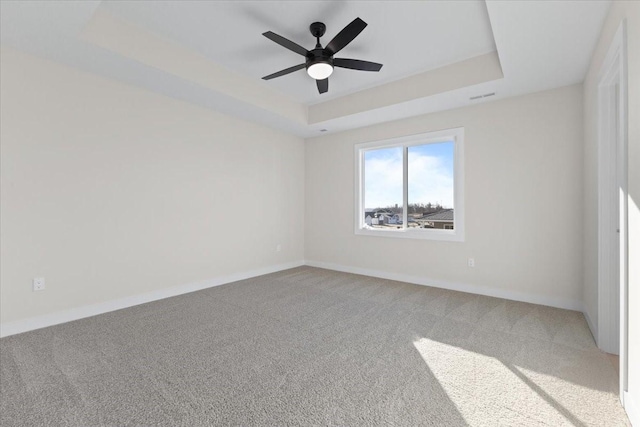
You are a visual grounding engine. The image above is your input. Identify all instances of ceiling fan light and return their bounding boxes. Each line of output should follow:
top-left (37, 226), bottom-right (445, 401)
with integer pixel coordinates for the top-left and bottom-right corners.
top-left (307, 62), bottom-right (334, 80)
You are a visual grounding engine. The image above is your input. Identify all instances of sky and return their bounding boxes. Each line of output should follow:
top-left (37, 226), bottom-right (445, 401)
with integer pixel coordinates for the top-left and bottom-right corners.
top-left (364, 141), bottom-right (454, 210)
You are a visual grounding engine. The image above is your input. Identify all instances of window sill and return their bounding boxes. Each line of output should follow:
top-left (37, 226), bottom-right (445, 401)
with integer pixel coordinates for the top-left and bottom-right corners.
top-left (355, 227), bottom-right (465, 242)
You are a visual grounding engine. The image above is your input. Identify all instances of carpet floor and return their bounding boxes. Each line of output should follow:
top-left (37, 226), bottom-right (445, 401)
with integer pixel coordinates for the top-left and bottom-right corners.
top-left (0, 267), bottom-right (629, 426)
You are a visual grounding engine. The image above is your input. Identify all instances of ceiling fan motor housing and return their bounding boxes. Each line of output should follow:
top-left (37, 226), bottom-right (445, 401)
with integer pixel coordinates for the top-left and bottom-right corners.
top-left (306, 48), bottom-right (333, 71)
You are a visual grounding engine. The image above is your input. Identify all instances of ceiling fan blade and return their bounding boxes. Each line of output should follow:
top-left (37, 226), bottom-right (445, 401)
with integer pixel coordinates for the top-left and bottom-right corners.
top-left (325, 17), bottom-right (367, 55)
top-left (334, 58), bottom-right (383, 72)
top-left (262, 64), bottom-right (306, 80)
top-left (262, 31), bottom-right (308, 56)
top-left (316, 78), bottom-right (328, 94)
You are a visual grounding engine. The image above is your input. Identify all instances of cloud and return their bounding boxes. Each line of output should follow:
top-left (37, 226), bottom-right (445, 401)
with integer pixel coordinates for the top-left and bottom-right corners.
top-left (408, 151), bottom-right (454, 207)
top-left (364, 148), bottom-right (453, 209)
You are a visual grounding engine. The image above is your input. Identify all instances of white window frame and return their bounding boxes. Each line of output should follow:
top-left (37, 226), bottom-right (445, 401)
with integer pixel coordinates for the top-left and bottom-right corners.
top-left (354, 127), bottom-right (465, 242)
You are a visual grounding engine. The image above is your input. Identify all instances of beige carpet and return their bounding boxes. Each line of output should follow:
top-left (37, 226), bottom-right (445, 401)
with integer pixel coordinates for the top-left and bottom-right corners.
top-left (0, 266), bottom-right (629, 426)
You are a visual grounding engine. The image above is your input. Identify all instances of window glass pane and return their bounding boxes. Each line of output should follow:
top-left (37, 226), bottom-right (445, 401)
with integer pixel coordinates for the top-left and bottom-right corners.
top-left (407, 142), bottom-right (455, 230)
top-left (363, 147), bottom-right (404, 229)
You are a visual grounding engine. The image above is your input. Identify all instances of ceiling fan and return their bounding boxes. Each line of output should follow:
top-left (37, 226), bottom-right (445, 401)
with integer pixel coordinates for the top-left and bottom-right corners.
top-left (261, 17), bottom-right (383, 94)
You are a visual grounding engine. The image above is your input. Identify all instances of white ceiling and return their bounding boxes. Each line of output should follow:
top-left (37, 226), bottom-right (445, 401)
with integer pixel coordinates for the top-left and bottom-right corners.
top-left (0, 0), bottom-right (611, 138)
top-left (98, 0), bottom-right (497, 105)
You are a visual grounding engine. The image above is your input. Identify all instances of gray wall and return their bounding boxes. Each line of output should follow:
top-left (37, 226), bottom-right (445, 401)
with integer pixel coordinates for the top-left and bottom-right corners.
top-left (0, 48), bottom-right (305, 324)
top-left (306, 84), bottom-right (584, 309)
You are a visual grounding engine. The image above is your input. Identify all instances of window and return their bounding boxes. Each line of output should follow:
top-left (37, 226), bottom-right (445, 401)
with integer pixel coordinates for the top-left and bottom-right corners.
top-left (355, 128), bottom-right (464, 241)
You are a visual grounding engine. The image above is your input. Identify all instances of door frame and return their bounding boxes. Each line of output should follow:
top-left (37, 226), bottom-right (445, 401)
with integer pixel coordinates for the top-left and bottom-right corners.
top-left (597, 20), bottom-right (628, 401)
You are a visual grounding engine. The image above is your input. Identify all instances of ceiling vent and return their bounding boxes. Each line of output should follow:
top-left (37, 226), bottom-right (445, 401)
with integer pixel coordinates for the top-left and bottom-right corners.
top-left (470, 92), bottom-right (496, 101)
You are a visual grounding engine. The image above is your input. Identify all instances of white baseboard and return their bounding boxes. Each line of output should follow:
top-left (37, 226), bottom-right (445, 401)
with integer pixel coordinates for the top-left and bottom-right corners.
top-left (305, 260), bottom-right (584, 311)
top-left (0, 259), bottom-right (588, 338)
top-left (625, 392), bottom-right (639, 427)
top-left (0, 260), bottom-right (305, 338)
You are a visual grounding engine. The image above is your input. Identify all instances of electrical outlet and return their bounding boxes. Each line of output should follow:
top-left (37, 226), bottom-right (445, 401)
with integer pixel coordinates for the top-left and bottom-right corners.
top-left (467, 258), bottom-right (475, 268)
top-left (276, 244), bottom-right (282, 252)
top-left (33, 277), bottom-right (45, 291)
